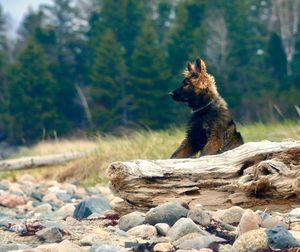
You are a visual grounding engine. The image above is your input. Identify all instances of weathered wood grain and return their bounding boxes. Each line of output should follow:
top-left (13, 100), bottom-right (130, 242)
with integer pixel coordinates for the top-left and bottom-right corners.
top-left (107, 140), bottom-right (300, 212)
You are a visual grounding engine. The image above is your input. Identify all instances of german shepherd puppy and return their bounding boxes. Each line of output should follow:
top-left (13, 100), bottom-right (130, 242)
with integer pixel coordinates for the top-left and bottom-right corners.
top-left (169, 58), bottom-right (243, 158)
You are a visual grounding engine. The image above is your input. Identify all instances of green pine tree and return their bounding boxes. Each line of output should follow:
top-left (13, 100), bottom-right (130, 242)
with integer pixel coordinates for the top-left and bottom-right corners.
top-left (89, 29), bottom-right (127, 131)
top-left (0, 4), bottom-right (10, 139)
top-left (7, 38), bottom-right (59, 143)
top-left (287, 27), bottom-right (300, 118)
top-left (41, 0), bottom-right (84, 131)
top-left (16, 1), bottom-right (84, 134)
top-left (292, 30), bottom-right (300, 90)
top-left (221, 0), bottom-right (275, 120)
top-left (130, 20), bottom-right (172, 128)
top-left (167, 0), bottom-right (207, 75)
top-left (0, 4), bottom-right (8, 100)
top-left (19, 9), bottom-right (46, 41)
top-left (155, 0), bottom-right (173, 46)
top-left (266, 33), bottom-right (287, 86)
top-left (90, 0), bottom-right (147, 60)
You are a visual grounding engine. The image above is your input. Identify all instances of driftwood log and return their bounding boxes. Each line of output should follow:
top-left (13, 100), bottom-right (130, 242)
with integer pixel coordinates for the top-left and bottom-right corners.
top-left (0, 152), bottom-right (84, 171)
top-left (107, 140), bottom-right (300, 213)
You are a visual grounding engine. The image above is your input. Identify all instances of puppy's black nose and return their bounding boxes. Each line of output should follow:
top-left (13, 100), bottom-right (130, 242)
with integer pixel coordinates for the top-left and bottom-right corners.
top-left (169, 92), bottom-right (174, 97)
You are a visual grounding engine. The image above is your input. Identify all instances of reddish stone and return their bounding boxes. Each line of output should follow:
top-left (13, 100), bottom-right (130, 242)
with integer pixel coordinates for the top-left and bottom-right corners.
top-left (0, 194), bottom-right (26, 208)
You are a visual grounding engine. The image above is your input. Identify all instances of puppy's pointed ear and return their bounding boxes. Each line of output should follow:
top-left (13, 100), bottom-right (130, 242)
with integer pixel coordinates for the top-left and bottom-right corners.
top-left (187, 62), bottom-right (194, 72)
top-left (195, 58), bottom-right (202, 73)
top-left (195, 58), bottom-right (207, 73)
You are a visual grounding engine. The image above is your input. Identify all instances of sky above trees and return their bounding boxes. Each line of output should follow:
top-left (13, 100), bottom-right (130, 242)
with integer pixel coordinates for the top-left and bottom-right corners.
top-left (0, 0), bottom-right (51, 34)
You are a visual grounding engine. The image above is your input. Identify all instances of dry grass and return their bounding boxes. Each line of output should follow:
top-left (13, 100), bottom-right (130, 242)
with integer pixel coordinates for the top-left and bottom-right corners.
top-left (58, 121), bottom-right (300, 185)
top-left (1, 121), bottom-right (300, 185)
top-left (240, 121), bottom-right (300, 142)
top-left (1, 139), bottom-right (98, 182)
top-left (57, 129), bottom-right (185, 185)
top-left (12, 139), bottom-right (98, 158)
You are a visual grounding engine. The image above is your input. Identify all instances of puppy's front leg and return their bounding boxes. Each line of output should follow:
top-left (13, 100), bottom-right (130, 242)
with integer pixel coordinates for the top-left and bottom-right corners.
top-left (170, 139), bottom-right (197, 158)
top-left (201, 134), bottom-right (222, 156)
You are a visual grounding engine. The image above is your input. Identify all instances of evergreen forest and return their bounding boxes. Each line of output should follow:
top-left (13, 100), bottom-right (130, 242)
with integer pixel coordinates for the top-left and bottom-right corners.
top-left (0, 0), bottom-right (300, 144)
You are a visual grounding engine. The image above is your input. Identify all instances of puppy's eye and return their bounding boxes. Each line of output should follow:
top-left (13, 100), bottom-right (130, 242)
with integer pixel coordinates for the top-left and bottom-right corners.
top-left (191, 72), bottom-right (199, 79)
top-left (183, 81), bottom-right (192, 89)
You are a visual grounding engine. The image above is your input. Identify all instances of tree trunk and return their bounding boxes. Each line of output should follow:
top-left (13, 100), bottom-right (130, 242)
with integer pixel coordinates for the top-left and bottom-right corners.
top-left (107, 140), bottom-right (300, 213)
top-left (0, 152), bottom-right (84, 171)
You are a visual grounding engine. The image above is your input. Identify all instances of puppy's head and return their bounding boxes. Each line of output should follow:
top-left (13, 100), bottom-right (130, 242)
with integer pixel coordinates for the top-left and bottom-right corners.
top-left (169, 58), bottom-right (216, 103)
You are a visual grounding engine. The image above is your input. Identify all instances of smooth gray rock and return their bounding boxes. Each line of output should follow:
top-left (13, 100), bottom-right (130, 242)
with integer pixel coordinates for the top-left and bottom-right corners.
top-left (118, 211), bottom-right (145, 231)
top-left (41, 220), bottom-right (61, 229)
top-left (174, 233), bottom-right (205, 247)
top-left (0, 217), bottom-right (12, 227)
top-left (56, 192), bottom-right (72, 202)
top-left (266, 224), bottom-right (300, 249)
top-left (31, 192), bottom-right (44, 201)
top-left (32, 201), bottom-right (45, 207)
top-left (90, 242), bottom-right (120, 252)
top-left (155, 223), bottom-right (170, 236)
top-left (289, 208), bottom-right (300, 218)
top-left (218, 206), bottom-right (245, 224)
top-left (115, 228), bottom-right (128, 237)
top-left (167, 218), bottom-right (207, 241)
top-left (127, 224), bottom-right (157, 239)
top-left (0, 182), bottom-right (9, 191)
top-left (35, 226), bottom-right (63, 243)
top-left (187, 208), bottom-right (211, 226)
top-left (0, 206), bottom-right (16, 218)
top-left (0, 244), bottom-right (30, 252)
top-left (34, 203), bottom-right (52, 212)
top-left (86, 187), bottom-right (99, 194)
top-left (73, 197), bottom-right (111, 219)
top-left (34, 211), bottom-right (56, 221)
top-left (145, 201), bottom-right (188, 226)
top-left (177, 235), bottom-right (226, 250)
top-left (15, 214), bottom-right (25, 220)
top-left (56, 204), bottom-right (75, 220)
top-left (261, 216), bottom-right (288, 229)
top-left (150, 236), bottom-right (171, 244)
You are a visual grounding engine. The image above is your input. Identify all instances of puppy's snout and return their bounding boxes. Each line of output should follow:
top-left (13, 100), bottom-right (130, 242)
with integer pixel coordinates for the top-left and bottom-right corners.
top-left (169, 91), bottom-right (174, 97)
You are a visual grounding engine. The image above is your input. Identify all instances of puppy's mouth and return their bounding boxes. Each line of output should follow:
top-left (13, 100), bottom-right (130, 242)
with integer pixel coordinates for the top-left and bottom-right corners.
top-left (169, 92), bottom-right (189, 102)
top-left (173, 96), bottom-right (189, 102)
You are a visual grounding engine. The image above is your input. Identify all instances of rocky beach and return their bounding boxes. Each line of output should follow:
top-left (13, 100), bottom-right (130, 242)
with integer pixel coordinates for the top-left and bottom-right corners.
top-left (0, 174), bottom-right (300, 251)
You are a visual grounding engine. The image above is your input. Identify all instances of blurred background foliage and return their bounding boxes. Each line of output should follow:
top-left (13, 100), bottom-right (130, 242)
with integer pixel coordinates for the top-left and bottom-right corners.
top-left (0, 0), bottom-right (300, 144)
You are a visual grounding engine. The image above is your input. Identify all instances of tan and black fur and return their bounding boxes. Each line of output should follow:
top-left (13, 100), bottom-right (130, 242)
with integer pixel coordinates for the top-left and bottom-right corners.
top-left (169, 58), bottom-right (243, 158)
